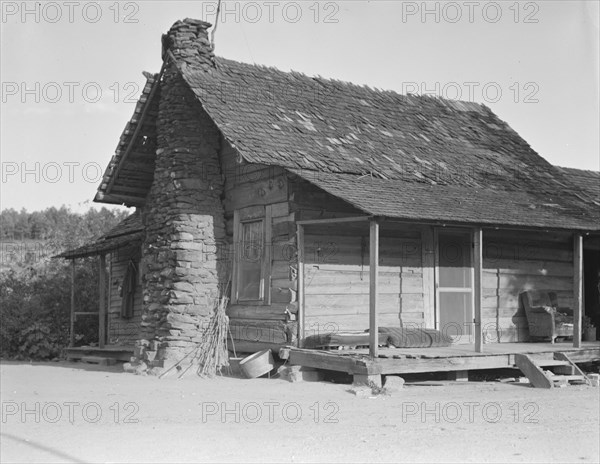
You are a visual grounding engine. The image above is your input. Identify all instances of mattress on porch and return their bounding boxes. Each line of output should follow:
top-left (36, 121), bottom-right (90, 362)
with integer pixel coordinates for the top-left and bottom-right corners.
top-left (302, 327), bottom-right (452, 349)
top-left (302, 331), bottom-right (388, 349)
top-left (379, 327), bottom-right (453, 348)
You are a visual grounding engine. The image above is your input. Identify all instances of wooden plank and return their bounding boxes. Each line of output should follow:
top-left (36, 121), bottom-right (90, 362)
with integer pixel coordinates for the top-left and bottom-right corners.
top-left (238, 205), bottom-right (265, 221)
top-left (70, 260), bottom-right (75, 347)
top-left (421, 226), bottom-right (435, 328)
top-left (573, 234), bottom-right (583, 348)
top-left (288, 349), bottom-right (370, 375)
top-left (304, 293), bottom-right (401, 316)
top-left (474, 227), bottom-right (483, 353)
top-left (107, 255), bottom-right (112, 341)
top-left (228, 340), bottom-right (286, 355)
top-left (482, 259), bottom-right (574, 277)
top-left (369, 218), bottom-right (379, 358)
top-left (297, 224), bottom-right (305, 346)
top-left (224, 174), bottom-right (288, 210)
top-left (229, 319), bottom-right (289, 344)
top-left (559, 347), bottom-right (600, 363)
top-left (232, 210), bottom-right (240, 302)
top-left (227, 304), bottom-right (288, 320)
top-left (487, 274), bottom-right (572, 291)
top-left (303, 270), bottom-right (405, 294)
top-left (376, 354), bottom-right (513, 374)
top-left (264, 205), bottom-right (272, 305)
top-left (270, 202), bottom-right (289, 218)
top-left (304, 313), bottom-right (401, 334)
top-left (297, 216), bottom-right (370, 226)
top-left (98, 254), bottom-right (107, 349)
top-left (514, 354), bottom-right (552, 388)
top-left (271, 260), bottom-right (292, 280)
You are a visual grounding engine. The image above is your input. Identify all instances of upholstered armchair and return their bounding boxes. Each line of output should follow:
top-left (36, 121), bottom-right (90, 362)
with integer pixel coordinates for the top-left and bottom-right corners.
top-left (520, 290), bottom-right (574, 343)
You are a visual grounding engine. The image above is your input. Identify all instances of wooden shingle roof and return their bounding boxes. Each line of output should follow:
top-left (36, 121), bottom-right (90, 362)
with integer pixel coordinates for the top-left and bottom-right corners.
top-left (555, 166), bottom-right (600, 208)
top-left (94, 34), bottom-right (599, 231)
top-left (56, 213), bottom-right (143, 259)
top-left (94, 72), bottom-right (160, 206)
top-left (175, 57), bottom-right (599, 231)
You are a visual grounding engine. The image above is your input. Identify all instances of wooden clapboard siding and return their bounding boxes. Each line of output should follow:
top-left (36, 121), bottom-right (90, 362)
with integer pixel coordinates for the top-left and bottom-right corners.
top-left (107, 250), bottom-right (142, 345)
top-left (482, 229), bottom-right (573, 342)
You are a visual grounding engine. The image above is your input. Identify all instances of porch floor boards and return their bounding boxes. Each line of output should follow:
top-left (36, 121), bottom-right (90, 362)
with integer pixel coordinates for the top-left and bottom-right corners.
top-left (65, 345), bottom-right (134, 362)
top-left (335, 341), bottom-right (600, 359)
top-left (287, 342), bottom-right (600, 376)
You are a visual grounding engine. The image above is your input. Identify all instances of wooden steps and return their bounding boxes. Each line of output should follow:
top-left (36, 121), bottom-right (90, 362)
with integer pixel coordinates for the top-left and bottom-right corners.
top-left (81, 356), bottom-right (117, 366)
top-left (536, 359), bottom-right (571, 367)
top-left (515, 352), bottom-right (590, 388)
top-left (65, 345), bottom-right (133, 362)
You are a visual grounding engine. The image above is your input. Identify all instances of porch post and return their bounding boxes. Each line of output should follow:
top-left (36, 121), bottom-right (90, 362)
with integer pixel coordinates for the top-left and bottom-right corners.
top-left (573, 234), bottom-right (583, 348)
top-left (473, 227), bottom-right (483, 353)
top-left (369, 218), bottom-right (379, 358)
top-left (99, 254), bottom-right (107, 349)
top-left (296, 224), bottom-right (305, 347)
top-left (69, 259), bottom-right (75, 347)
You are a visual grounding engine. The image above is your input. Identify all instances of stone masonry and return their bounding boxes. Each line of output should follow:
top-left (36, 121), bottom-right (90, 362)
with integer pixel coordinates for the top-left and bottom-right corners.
top-left (136, 19), bottom-right (227, 371)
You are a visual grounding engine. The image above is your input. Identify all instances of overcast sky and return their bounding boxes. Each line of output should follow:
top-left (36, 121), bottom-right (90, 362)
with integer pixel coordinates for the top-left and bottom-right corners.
top-left (1, 0), bottom-right (598, 213)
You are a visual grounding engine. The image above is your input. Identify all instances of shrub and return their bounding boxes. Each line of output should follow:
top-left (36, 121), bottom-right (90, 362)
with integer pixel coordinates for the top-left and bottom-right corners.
top-left (0, 257), bottom-right (100, 360)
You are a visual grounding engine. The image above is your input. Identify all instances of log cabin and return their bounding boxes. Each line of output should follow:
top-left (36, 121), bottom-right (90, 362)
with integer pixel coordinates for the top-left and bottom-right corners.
top-left (59, 19), bottom-right (600, 381)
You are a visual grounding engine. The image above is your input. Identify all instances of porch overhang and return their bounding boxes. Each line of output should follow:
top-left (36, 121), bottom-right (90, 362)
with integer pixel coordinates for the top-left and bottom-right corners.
top-left (288, 169), bottom-right (600, 233)
top-left (294, 216), bottom-right (588, 357)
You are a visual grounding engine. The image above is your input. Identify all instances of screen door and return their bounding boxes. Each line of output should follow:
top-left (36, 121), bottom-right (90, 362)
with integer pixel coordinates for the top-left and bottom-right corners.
top-left (436, 230), bottom-right (473, 344)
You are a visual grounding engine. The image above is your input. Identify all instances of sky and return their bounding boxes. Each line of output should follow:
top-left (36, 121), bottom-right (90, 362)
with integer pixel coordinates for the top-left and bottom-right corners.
top-left (1, 0), bottom-right (599, 213)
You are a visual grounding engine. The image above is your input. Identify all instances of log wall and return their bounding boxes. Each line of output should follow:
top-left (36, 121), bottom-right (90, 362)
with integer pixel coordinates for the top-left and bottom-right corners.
top-left (221, 141), bottom-right (297, 347)
top-left (482, 230), bottom-right (574, 342)
top-left (290, 178), bottom-right (432, 336)
top-left (219, 147), bottom-right (576, 347)
top-left (107, 249), bottom-right (142, 345)
top-left (301, 230), bottom-right (428, 334)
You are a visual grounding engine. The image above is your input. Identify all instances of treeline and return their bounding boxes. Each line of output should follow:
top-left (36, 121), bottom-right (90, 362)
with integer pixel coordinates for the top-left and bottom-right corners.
top-left (0, 206), bottom-right (131, 359)
top-left (1, 206), bottom-right (130, 241)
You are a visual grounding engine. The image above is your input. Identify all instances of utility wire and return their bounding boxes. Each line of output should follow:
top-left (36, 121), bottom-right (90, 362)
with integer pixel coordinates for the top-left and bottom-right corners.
top-left (210, 0), bottom-right (222, 49)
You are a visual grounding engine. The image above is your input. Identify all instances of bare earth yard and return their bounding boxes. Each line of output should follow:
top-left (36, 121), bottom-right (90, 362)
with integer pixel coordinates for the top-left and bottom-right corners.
top-left (1, 361), bottom-right (598, 463)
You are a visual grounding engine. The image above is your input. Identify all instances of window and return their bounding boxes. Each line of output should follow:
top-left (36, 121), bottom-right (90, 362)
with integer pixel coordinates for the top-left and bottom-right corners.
top-left (233, 207), bottom-right (271, 304)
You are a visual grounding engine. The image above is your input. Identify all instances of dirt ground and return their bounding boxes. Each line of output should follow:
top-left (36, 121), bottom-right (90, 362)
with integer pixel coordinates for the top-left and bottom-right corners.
top-left (1, 360), bottom-right (598, 464)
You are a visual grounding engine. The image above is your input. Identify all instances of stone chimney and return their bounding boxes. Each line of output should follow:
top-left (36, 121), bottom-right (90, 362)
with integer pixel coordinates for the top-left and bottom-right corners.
top-left (136, 19), bottom-right (226, 374)
top-left (161, 18), bottom-right (215, 71)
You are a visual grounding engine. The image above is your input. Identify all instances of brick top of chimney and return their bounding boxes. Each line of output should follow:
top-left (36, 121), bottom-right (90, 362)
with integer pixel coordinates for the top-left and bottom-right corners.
top-left (162, 18), bottom-right (215, 71)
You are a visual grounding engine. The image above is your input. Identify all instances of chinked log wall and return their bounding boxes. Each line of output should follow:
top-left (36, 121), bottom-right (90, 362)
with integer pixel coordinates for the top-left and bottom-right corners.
top-left (107, 248), bottom-right (143, 345)
top-left (481, 229), bottom-right (574, 342)
top-left (221, 141), bottom-right (576, 347)
top-left (221, 141), bottom-right (298, 348)
top-left (222, 158), bottom-right (433, 345)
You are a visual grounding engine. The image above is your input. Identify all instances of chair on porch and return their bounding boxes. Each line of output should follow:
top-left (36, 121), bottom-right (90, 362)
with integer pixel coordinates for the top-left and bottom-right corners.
top-left (520, 290), bottom-right (574, 343)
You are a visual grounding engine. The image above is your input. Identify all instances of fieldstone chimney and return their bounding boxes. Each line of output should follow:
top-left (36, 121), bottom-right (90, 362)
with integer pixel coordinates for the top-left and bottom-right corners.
top-left (136, 18), bottom-right (226, 374)
top-left (161, 18), bottom-right (215, 70)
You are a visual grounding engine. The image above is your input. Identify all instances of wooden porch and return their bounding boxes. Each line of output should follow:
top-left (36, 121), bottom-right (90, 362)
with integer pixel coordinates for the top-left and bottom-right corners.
top-left (283, 341), bottom-right (600, 377)
top-left (295, 217), bottom-right (589, 356)
top-left (65, 345), bottom-right (134, 363)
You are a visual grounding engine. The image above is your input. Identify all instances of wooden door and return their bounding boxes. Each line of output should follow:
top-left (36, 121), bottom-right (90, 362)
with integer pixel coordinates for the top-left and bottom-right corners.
top-left (435, 229), bottom-right (473, 344)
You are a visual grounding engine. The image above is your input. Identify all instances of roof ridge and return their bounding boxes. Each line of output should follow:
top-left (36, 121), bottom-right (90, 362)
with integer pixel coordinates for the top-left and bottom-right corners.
top-left (213, 55), bottom-right (490, 112)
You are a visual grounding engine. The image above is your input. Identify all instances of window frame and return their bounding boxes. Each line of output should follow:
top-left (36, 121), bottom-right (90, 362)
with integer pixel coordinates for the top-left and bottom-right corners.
top-left (232, 206), bottom-right (271, 305)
